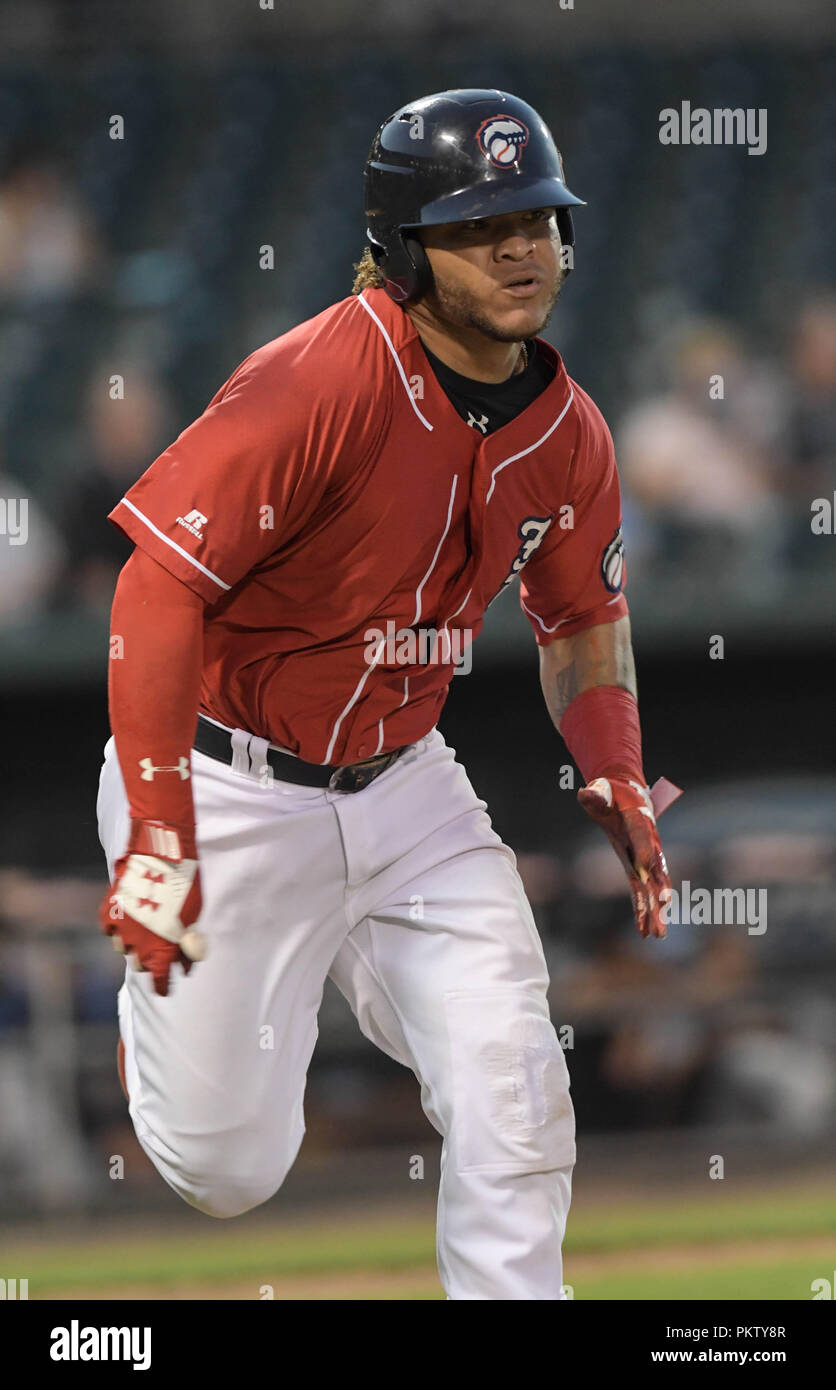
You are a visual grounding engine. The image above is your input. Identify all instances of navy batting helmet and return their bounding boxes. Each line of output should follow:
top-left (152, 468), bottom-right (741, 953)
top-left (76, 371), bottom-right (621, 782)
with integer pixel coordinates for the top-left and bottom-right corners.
top-left (364, 88), bottom-right (585, 304)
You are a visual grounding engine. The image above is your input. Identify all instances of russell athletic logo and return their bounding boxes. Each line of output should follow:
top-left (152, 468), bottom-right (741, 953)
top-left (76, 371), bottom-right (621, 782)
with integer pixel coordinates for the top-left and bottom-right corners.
top-left (477, 116), bottom-right (529, 168)
top-left (50, 1321), bottom-right (151, 1370)
top-left (176, 508), bottom-right (207, 538)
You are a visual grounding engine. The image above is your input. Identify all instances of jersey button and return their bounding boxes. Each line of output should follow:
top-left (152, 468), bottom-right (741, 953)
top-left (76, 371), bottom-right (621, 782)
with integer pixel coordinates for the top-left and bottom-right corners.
top-left (357, 745), bottom-right (367, 757)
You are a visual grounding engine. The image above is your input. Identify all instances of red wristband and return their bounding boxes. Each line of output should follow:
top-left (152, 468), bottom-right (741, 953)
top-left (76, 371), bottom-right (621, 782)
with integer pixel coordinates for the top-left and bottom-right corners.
top-left (559, 685), bottom-right (645, 786)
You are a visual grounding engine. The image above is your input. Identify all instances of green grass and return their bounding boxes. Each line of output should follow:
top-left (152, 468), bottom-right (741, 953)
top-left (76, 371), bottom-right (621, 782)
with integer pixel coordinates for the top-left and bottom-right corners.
top-left (564, 1187), bottom-right (836, 1253)
top-left (5, 1182), bottom-right (834, 1299)
top-left (4, 1218), bottom-right (437, 1290)
top-left (573, 1257), bottom-right (829, 1302)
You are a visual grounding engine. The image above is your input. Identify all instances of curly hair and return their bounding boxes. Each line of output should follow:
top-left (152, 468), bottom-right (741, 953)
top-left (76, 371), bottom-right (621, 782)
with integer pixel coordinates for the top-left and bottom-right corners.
top-left (351, 246), bottom-right (385, 294)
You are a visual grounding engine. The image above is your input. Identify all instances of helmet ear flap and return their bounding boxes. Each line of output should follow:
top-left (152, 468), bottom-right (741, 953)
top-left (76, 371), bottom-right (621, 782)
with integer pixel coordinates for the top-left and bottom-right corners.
top-left (402, 233), bottom-right (432, 300)
top-left (556, 209), bottom-right (575, 272)
top-left (556, 210), bottom-right (574, 247)
top-left (367, 233), bottom-right (387, 269)
top-left (366, 229), bottom-right (433, 303)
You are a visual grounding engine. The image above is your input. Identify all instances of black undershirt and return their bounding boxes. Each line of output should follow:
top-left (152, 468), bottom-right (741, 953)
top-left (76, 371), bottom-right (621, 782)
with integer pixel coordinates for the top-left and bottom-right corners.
top-left (421, 338), bottom-right (556, 436)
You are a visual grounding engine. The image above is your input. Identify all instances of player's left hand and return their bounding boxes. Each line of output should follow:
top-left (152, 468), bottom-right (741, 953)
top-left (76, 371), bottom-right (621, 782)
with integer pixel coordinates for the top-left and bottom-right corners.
top-left (577, 776), bottom-right (674, 939)
top-left (98, 820), bottom-right (206, 995)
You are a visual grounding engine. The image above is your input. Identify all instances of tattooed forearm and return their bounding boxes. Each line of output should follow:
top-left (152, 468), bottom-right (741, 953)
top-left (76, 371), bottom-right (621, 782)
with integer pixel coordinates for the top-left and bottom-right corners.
top-left (538, 615), bottom-right (637, 729)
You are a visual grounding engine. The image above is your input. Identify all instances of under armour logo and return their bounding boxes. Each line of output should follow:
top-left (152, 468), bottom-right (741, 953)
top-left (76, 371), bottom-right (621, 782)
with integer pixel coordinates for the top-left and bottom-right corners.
top-left (466, 412), bottom-right (489, 434)
top-left (138, 757), bottom-right (191, 781)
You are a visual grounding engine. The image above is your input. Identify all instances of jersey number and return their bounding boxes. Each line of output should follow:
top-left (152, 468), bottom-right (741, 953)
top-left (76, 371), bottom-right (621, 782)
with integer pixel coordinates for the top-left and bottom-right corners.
top-left (492, 515), bottom-right (553, 603)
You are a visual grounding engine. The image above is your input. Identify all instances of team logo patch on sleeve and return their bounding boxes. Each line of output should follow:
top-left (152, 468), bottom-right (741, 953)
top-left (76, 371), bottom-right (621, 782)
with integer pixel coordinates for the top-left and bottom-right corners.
top-left (476, 116), bottom-right (530, 168)
top-left (601, 525), bottom-right (624, 592)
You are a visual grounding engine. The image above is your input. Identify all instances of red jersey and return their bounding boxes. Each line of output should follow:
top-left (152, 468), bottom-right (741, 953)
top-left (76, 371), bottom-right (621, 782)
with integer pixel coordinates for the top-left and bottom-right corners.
top-left (109, 287), bottom-right (627, 765)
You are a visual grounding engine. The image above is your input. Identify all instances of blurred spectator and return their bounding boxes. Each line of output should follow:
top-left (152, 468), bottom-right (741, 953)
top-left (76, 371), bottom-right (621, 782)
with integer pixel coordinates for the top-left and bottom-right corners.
top-left (564, 919), bottom-right (753, 1129)
top-left (0, 146), bottom-right (103, 306)
top-left (0, 868), bottom-right (104, 932)
top-left (702, 1009), bottom-right (836, 1135)
top-left (0, 461), bottom-right (65, 628)
top-left (48, 359), bottom-right (175, 615)
top-left (786, 295), bottom-right (836, 483)
top-left (616, 318), bottom-right (784, 591)
top-left (776, 293), bottom-right (836, 568)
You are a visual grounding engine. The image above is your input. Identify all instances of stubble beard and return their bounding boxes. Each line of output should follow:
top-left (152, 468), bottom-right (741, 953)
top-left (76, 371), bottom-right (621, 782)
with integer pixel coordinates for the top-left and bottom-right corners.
top-left (426, 265), bottom-right (565, 343)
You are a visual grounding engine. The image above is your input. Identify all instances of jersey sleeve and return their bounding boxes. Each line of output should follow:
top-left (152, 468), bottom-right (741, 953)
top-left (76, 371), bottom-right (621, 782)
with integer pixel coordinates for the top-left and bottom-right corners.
top-left (108, 336), bottom-right (377, 604)
top-left (519, 385), bottom-right (629, 644)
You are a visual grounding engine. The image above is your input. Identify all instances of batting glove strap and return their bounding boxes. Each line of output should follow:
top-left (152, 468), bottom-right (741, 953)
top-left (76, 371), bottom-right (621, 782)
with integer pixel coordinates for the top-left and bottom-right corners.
top-left (127, 817), bottom-right (197, 863)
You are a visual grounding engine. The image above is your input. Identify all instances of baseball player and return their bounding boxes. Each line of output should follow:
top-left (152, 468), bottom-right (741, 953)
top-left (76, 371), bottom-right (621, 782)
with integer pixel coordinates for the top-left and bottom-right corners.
top-left (96, 89), bottom-right (677, 1301)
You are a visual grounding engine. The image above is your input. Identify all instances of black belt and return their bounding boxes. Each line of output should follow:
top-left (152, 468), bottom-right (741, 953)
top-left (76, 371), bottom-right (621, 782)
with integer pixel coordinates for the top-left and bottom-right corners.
top-left (193, 714), bottom-right (407, 793)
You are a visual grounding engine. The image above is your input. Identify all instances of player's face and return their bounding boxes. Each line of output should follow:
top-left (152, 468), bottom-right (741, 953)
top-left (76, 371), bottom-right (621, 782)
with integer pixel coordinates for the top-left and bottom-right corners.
top-left (418, 208), bottom-right (565, 342)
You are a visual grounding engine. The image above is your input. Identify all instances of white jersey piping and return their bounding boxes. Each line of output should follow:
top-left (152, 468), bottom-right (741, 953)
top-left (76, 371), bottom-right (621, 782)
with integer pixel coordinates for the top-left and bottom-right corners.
top-left (356, 292), bottom-right (434, 432)
top-left (116, 497), bottom-right (231, 592)
top-left (485, 387), bottom-right (575, 504)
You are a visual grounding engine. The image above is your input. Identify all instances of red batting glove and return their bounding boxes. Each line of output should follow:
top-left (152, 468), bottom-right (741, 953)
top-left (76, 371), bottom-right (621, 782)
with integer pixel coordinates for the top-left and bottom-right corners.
top-left (577, 777), bottom-right (674, 939)
top-left (99, 819), bottom-right (206, 996)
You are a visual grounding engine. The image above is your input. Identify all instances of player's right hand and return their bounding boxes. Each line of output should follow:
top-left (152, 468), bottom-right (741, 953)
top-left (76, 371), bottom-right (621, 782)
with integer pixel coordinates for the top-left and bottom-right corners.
top-left (577, 777), bottom-right (673, 940)
top-left (99, 819), bottom-right (206, 997)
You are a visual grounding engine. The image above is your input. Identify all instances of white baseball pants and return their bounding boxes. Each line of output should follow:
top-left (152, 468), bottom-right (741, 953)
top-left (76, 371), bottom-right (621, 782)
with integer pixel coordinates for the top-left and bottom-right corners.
top-left (97, 724), bottom-right (575, 1300)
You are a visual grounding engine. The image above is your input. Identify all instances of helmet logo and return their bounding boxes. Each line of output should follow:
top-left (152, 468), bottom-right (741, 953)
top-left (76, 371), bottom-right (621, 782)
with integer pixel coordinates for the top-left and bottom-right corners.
top-left (476, 116), bottom-right (530, 168)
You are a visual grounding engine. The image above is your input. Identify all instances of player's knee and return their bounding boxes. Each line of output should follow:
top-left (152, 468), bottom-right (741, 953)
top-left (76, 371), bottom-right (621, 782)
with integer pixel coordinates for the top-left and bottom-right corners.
top-left (173, 1137), bottom-right (301, 1218)
top-left (442, 987), bottom-right (576, 1175)
top-left (183, 1170), bottom-right (287, 1219)
top-left (144, 1121), bottom-right (305, 1219)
